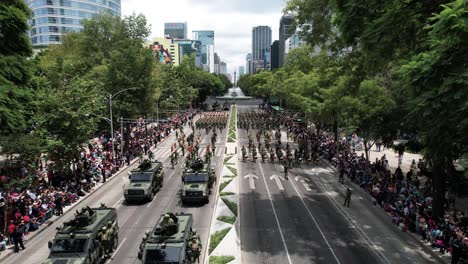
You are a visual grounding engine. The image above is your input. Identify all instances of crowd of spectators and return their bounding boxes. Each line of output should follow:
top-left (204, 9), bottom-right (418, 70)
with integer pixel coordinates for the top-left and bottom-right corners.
top-left (267, 109), bottom-right (467, 263)
top-left (318, 133), bottom-right (468, 263)
top-left (0, 109), bottom-right (197, 253)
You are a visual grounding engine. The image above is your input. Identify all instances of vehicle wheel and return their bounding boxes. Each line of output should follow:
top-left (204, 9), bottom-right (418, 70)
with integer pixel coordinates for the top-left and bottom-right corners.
top-left (148, 192), bottom-right (154, 202)
top-left (206, 196), bottom-right (210, 204)
top-left (110, 235), bottom-right (119, 252)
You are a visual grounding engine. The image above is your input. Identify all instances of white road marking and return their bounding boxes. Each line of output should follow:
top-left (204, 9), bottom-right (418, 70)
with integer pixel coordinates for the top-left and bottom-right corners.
top-left (270, 174), bottom-right (284, 191)
top-left (307, 169), bottom-right (391, 264)
top-left (112, 197), bottom-right (124, 208)
top-left (111, 237), bottom-right (127, 259)
top-left (258, 164), bottom-right (293, 264)
top-left (289, 172), bottom-right (342, 264)
top-left (244, 173), bottom-right (258, 190)
top-left (146, 194), bottom-right (157, 207)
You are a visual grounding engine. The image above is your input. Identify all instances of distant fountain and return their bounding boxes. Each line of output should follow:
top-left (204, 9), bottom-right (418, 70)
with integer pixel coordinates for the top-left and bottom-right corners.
top-left (217, 87), bottom-right (251, 99)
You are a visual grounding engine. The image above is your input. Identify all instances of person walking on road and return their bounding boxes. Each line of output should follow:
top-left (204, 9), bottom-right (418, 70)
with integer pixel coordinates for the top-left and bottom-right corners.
top-left (339, 167), bottom-right (345, 183)
top-left (12, 225), bottom-right (25, 252)
top-left (343, 188), bottom-right (352, 208)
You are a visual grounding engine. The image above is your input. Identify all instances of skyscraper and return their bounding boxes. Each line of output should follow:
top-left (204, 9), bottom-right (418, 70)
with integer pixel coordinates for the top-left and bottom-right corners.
top-left (193, 30), bottom-right (215, 73)
top-left (279, 15), bottom-right (294, 67)
top-left (252, 26), bottom-right (272, 61)
top-left (27, 0), bottom-right (121, 47)
top-left (271, 40), bottom-right (280, 70)
top-left (239, 66), bottom-right (245, 76)
top-left (246, 53), bottom-right (253, 74)
top-left (164, 22), bottom-right (187, 39)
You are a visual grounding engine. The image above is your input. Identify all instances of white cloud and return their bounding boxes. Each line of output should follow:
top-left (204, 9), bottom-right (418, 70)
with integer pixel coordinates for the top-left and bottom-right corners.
top-left (121, 0), bottom-right (287, 78)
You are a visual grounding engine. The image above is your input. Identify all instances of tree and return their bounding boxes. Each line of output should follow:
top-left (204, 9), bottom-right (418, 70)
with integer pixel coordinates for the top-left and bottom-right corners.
top-left (0, 0), bottom-right (33, 134)
top-left (400, 0), bottom-right (468, 217)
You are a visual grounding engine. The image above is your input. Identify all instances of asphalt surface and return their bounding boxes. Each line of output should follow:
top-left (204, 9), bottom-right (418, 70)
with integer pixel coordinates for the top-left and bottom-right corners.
top-left (236, 105), bottom-right (443, 264)
top-left (3, 102), bottom-right (447, 264)
top-left (2, 119), bottom-right (228, 264)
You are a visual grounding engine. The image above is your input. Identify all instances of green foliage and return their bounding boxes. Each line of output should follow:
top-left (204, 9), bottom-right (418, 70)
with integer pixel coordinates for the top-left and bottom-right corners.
top-left (219, 180), bottom-right (232, 192)
top-left (221, 198), bottom-right (238, 217)
top-left (0, 0), bottom-right (33, 134)
top-left (217, 216), bottom-right (236, 224)
top-left (209, 256), bottom-right (235, 264)
top-left (209, 228), bottom-right (231, 253)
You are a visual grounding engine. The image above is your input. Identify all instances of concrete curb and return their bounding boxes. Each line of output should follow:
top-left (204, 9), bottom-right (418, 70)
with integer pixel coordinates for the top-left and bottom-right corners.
top-left (206, 106), bottom-right (241, 264)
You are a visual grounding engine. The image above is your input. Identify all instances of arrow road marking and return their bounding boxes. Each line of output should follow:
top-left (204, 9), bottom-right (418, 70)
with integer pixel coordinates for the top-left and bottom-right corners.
top-left (244, 173), bottom-right (259, 190)
top-left (295, 176), bottom-right (312, 191)
top-left (270, 174), bottom-right (284, 191)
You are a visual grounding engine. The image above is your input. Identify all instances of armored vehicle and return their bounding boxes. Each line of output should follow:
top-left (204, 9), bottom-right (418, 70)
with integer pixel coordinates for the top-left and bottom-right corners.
top-left (124, 159), bottom-right (164, 202)
top-left (138, 212), bottom-right (201, 264)
top-left (181, 159), bottom-right (216, 204)
top-left (43, 204), bottom-right (118, 264)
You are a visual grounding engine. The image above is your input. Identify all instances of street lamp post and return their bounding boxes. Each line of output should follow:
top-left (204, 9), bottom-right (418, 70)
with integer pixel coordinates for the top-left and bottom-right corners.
top-left (108, 87), bottom-right (138, 162)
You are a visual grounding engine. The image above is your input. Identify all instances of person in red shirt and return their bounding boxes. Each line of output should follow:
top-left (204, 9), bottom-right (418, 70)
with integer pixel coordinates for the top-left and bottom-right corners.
top-left (8, 221), bottom-right (16, 245)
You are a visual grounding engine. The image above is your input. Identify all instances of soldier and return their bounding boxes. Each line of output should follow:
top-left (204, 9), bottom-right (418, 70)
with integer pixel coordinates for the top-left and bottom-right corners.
top-left (188, 233), bottom-right (201, 263)
top-left (171, 153), bottom-right (176, 169)
top-left (100, 226), bottom-right (110, 257)
top-left (160, 214), bottom-right (174, 229)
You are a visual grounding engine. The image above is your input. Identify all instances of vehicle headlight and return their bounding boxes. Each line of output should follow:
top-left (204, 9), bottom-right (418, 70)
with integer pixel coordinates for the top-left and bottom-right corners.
top-left (182, 190), bottom-right (186, 196)
top-left (203, 190), bottom-right (207, 196)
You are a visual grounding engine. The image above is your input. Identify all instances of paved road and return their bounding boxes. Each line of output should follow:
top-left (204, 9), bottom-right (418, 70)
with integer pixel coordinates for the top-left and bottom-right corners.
top-left (2, 119), bottom-right (228, 264)
top-left (237, 105), bottom-right (443, 264)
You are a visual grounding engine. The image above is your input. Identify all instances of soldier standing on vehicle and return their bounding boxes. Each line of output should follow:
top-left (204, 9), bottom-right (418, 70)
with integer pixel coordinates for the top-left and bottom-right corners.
top-left (343, 188), bottom-right (352, 208)
top-left (160, 214), bottom-right (174, 229)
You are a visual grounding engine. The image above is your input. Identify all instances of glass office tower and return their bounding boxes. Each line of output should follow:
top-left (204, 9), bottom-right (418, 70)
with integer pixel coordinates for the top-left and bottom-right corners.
top-left (27, 0), bottom-right (121, 47)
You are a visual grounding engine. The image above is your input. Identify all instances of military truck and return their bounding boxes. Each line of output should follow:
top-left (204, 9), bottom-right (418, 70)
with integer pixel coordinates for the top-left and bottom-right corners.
top-left (181, 159), bottom-right (216, 204)
top-left (124, 159), bottom-right (164, 202)
top-left (43, 204), bottom-right (118, 264)
top-left (138, 212), bottom-right (201, 264)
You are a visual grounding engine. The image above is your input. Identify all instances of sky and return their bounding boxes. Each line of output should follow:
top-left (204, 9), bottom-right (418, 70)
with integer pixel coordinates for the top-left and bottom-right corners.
top-left (121, 0), bottom-right (289, 79)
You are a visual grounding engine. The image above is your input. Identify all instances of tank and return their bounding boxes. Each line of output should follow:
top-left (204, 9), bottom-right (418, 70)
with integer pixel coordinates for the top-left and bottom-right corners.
top-left (43, 204), bottom-right (118, 264)
top-left (138, 212), bottom-right (201, 264)
top-left (181, 159), bottom-right (216, 204)
top-left (124, 159), bottom-right (165, 202)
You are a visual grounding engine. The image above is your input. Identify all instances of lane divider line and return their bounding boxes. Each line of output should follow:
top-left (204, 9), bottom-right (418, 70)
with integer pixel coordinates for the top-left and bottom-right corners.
top-left (258, 163), bottom-right (293, 264)
top-left (288, 171), bottom-right (342, 264)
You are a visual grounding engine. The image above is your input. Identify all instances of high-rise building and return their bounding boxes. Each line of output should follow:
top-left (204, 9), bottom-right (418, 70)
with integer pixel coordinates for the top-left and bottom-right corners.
top-left (246, 53), bottom-right (253, 74)
top-left (239, 66), bottom-right (245, 76)
top-left (27, 0), bottom-right (121, 47)
top-left (214, 53), bottom-right (220, 74)
top-left (164, 22), bottom-right (187, 39)
top-left (279, 15), bottom-right (294, 67)
top-left (192, 30), bottom-right (215, 73)
top-left (271, 40), bottom-right (280, 70)
top-left (252, 26), bottom-right (272, 61)
top-left (220, 62), bottom-right (227, 75)
top-left (174, 39), bottom-right (203, 68)
top-left (252, 26), bottom-right (272, 72)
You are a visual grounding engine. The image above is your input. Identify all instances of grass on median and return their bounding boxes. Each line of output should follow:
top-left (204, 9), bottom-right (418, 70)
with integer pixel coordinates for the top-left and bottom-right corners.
top-left (217, 215), bottom-right (236, 224)
top-left (220, 192), bottom-right (235, 196)
top-left (209, 256), bottom-right (235, 264)
top-left (226, 166), bottom-right (237, 176)
top-left (219, 179), bottom-right (232, 192)
top-left (222, 198), bottom-right (238, 217)
top-left (223, 155), bottom-right (234, 164)
top-left (209, 227), bottom-right (231, 254)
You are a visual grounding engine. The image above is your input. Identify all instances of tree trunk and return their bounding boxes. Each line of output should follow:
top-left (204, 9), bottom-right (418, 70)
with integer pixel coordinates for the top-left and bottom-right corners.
top-left (364, 138), bottom-right (369, 162)
top-left (431, 161), bottom-right (446, 219)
